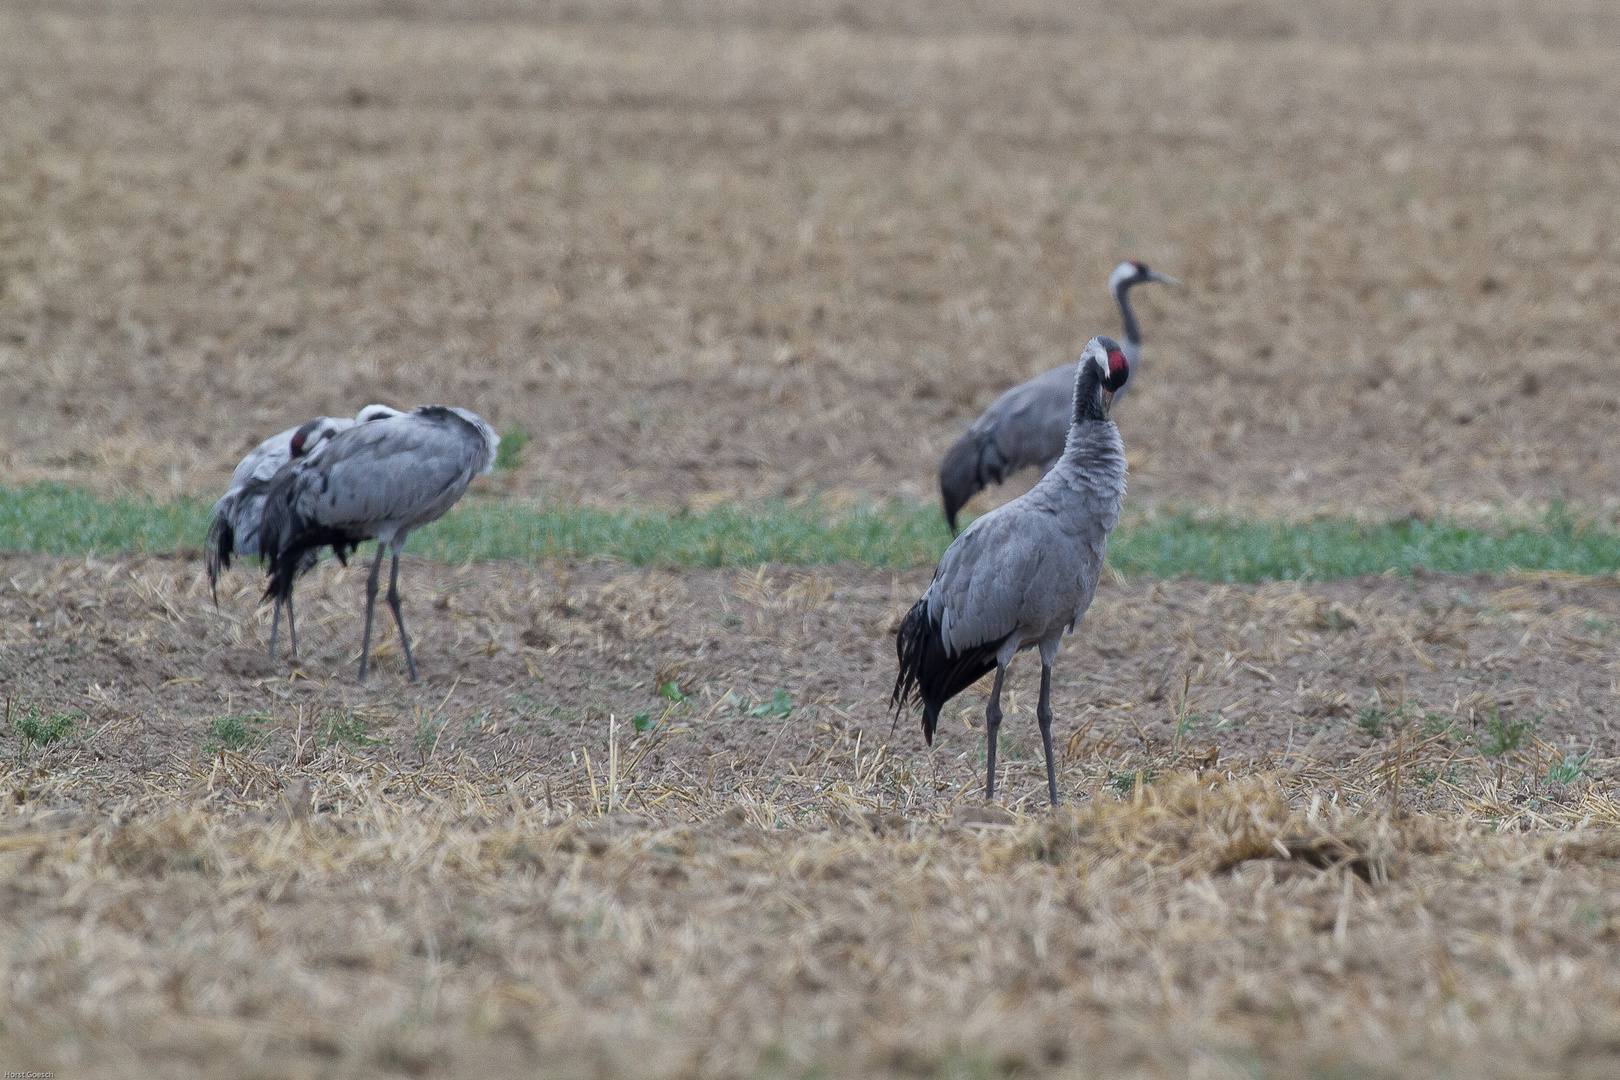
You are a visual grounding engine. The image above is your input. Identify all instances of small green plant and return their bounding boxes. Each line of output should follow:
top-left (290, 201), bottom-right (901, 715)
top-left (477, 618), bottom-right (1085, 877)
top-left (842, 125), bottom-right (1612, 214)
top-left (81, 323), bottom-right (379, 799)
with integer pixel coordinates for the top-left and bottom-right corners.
top-left (1355, 701), bottom-right (1411, 740)
top-left (320, 708), bottom-right (376, 747)
top-left (1413, 764), bottom-right (1458, 788)
top-left (10, 703), bottom-right (78, 750)
top-left (1546, 748), bottom-right (1592, 787)
top-left (508, 692), bottom-right (544, 717)
top-left (1107, 769), bottom-right (1155, 797)
top-left (1574, 906), bottom-right (1605, 929)
top-left (1422, 712), bottom-right (1455, 740)
top-left (1321, 606), bottom-right (1356, 632)
top-left (747, 688), bottom-right (793, 719)
top-left (1170, 670), bottom-right (1194, 746)
top-left (412, 709), bottom-right (449, 763)
top-left (631, 711), bottom-right (654, 733)
top-left (494, 425), bottom-right (529, 471)
top-left (203, 714), bottom-right (264, 753)
top-left (1479, 709), bottom-right (1537, 757)
top-left (657, 681), bottom-right (688, 705)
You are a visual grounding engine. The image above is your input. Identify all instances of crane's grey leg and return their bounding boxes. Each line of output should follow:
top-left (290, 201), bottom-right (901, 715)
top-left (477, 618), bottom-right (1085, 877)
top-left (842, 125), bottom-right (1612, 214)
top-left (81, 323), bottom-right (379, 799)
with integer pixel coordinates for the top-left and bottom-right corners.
top-left (983, 665), bottom-right (1006, 801)
top-left (286, 594), bottom-right (299, 659)
top-left (357, 544), bottom-right (387, 682)
top-left (384, 546), bottom-right (418, 683)
top-left (267, 597), bottom-right (283, 660)
top-left (1037, 660), bottom-right (1059, 806)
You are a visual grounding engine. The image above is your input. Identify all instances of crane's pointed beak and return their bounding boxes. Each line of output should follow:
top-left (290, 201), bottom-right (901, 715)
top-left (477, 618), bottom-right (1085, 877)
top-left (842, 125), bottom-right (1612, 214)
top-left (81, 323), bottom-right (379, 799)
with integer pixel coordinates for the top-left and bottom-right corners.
top-left (1148, 270), bottom-right (1183, 289)
top-left (1101, 388), bottom-right (1115, 417)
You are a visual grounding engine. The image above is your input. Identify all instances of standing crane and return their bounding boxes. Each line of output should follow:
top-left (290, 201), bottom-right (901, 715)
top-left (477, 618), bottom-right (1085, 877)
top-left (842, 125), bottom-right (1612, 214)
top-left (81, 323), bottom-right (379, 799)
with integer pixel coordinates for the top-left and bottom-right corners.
top-left (937, 260), bottom-right (1175, 531)
top-left (208, 404), bottom-right (402, 657)
top-left (895, 336), bottom-right (1129, 806)
top-left (258, 405), bottom-right (500, 682)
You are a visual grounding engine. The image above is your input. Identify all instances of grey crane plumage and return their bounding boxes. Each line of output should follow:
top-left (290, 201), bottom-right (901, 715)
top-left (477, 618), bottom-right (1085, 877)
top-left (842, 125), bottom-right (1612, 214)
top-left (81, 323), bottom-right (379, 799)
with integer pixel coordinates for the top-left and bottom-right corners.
top-left (896, 336), bottom-right (1130, 805)
top-left (207, 404), bottom-right (403, 657)
top-left (260, 405), bottom-right (500, 682)
top-left (938, 260), bottom-right (1174, 532)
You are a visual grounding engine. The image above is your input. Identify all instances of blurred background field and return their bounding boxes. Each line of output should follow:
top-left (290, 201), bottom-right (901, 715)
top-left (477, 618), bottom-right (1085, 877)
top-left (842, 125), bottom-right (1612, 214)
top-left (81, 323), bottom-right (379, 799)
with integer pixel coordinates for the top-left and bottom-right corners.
top-left (5, 1), bottom-right (1620, 1077)
top-left (2, 0), bottom-right (1619, 521)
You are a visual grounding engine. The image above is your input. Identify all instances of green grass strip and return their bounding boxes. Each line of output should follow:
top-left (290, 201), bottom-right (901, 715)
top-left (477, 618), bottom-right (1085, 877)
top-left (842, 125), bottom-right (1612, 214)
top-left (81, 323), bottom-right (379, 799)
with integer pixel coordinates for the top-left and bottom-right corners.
top-left (0, 483), bottom-right (949, 568)
top-left (2, 482), bottom-right (1618, 582)
top-left (1107, 509), bottom-right (1620, 583)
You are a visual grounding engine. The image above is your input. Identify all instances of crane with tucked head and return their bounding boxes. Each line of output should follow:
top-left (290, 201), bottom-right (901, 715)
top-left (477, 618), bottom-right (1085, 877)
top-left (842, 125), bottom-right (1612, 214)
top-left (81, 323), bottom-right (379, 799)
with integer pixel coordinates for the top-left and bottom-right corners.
top-left (207, 404), bottom-right (402, 658)
top-left (258, 405), bottom-right (500, 682)
top-left (938, 261), bottom-right (1175, 531)
top-left (896, 336), bottom-right (1130, 806)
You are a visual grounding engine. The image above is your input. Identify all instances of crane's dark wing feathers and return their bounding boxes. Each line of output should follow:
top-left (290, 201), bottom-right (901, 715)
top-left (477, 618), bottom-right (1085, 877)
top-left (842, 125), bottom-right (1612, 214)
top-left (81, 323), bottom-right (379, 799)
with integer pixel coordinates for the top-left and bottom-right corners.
top-left (208, 472), bottom-right (275, 603)
top-left (892, 598), bottom-right (1008, 746)
top-left (258, 464), bottom-right (362, 606)
top-left (264, 521), bottom-right (360, 605)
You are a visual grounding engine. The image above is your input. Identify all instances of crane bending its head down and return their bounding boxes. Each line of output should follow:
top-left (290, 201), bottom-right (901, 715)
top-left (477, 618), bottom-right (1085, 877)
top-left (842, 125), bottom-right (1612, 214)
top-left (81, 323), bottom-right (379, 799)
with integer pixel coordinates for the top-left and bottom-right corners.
top-left (260, 405), bottom-right (500, 682)
top-left (208, 403), bottom-right (407, 660)
top-left (209, 414), bottom-right (352, 602)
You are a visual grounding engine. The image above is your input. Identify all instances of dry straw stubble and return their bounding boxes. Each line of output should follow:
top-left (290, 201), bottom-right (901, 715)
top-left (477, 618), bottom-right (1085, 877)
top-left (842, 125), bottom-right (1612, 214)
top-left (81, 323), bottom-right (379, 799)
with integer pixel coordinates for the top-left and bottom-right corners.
top-left (6, 552), bottom-right (1620, 1074)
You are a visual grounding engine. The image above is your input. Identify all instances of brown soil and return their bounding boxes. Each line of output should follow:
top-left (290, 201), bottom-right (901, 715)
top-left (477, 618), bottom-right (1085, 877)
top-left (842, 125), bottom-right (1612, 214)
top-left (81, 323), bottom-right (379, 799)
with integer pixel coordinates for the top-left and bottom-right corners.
top-left (6, 553), bottom-right (1620, 804)
top-left (3, 0), bottom-right (1620, 519)
top-left (6, 552), bottom-right (1620, 1076)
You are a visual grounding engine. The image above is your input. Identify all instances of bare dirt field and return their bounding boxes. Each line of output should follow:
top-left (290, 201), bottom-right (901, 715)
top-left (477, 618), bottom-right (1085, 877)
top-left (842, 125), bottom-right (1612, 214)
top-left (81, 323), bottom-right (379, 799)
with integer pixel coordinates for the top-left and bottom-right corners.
top-left (7, 551), bottom-right (1620, 1075)
top-left (3, 0), bottom-right (1620, 519)
top-left (9, 2), bottom-right (1620, 1077)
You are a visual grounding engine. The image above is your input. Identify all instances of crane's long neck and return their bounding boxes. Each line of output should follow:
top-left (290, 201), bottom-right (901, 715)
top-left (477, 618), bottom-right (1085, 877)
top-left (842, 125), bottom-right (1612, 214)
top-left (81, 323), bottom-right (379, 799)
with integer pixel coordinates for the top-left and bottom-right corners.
top-left (1053, 395), bottom-right (1127, 519)
top-left (1071, 359), bottom-right (1106, 428)
top-left (1057, 354), bottom-right (1125, 488)
top-left (1113, 280), bottom-right (1143, 354)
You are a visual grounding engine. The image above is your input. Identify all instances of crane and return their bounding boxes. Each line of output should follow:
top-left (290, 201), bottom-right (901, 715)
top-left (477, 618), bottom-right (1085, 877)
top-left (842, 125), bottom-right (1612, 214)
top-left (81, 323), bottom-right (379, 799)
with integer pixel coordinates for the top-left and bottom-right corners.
top-left (258, 405), bottom-right (500, 682)
top-left (938, 261), bottom-right (1174, 531)
top-left (208, 404), bottom-right (402, 658)
top-left (895, 336), bottom-right (1129, 806)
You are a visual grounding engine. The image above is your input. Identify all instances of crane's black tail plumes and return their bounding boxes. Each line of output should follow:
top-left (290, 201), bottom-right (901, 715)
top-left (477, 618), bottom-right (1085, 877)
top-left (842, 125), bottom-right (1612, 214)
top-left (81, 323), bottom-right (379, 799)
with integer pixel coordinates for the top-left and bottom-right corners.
top-left (257, 468), bottom-right (344, 607)
top-left (206, 512), bottom-right (233, 606)
top-left (264, 540), bottom-right (307, 608)
top-left (264, 524), bottom-right (356, 606)
top-left (892, 599), bottom-right (1006, 745)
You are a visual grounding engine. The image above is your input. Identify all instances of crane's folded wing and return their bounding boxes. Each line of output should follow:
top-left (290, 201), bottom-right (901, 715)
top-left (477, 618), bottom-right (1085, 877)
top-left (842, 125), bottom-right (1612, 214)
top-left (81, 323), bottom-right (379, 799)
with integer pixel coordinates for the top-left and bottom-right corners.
top-left (930, 509), bottom-right (1053, 656)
